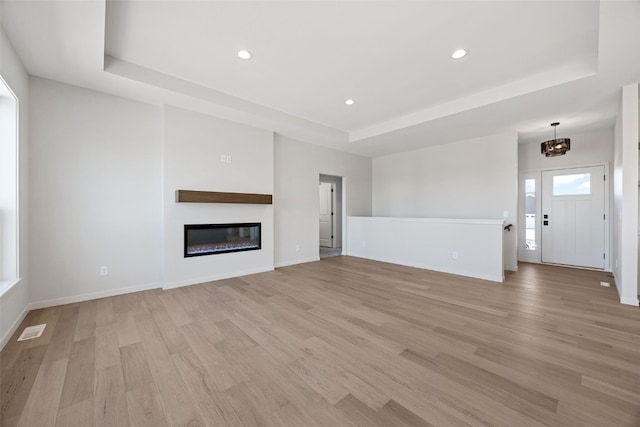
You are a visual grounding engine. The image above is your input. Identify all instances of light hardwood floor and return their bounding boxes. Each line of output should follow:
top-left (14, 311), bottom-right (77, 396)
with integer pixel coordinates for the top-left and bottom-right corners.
top-left (1, 257), bottom-right (639, 426)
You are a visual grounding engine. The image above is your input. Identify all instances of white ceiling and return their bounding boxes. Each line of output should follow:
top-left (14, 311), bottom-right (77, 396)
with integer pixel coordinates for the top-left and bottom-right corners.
top-left (1, 1), bottom-right (639, 157)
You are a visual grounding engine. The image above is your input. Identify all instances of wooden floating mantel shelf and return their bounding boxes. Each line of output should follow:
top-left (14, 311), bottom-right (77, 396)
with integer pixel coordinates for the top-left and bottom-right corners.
top-left (175, 190), bottom-right (272, 205)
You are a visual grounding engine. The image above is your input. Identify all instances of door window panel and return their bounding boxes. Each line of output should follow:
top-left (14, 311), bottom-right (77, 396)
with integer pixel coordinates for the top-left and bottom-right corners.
top-left (552, 173), bottom-right (591, 196)
top-left (525, 178), bottom-right (536, 251)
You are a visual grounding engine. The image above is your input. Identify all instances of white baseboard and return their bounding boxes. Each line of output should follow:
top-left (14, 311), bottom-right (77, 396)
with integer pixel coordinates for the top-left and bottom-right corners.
top-left (275, 256), bottom-right (320, 268)
top-left (0, 305), bottom-right (30, 351)
top-left (29, 281), bottom-right (163, 310)
top-left (620, 295), bottom-right (640, 306)
top-left (608, 272), bottom-right (638, 306)
top-left (163, 266), bottom-right (274, 290)
top-left (613, 272), bottom-right (622, 298)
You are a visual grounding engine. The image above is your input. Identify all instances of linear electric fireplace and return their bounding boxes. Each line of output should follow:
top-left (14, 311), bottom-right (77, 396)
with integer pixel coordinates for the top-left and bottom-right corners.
top-left (184, 223), bottom-right (261, 257)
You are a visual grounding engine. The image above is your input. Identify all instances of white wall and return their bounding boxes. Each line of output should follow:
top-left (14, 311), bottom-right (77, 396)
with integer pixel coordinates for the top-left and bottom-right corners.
top-left (373, 131), bottom-right (518, 271)
top-left (162, 106), bottom-right (274, 288)
top-left (0, 24), bottom-right (30, 349)
top-left (28, 80), bottom-right (368, 308)
top-left (274, 135), bottom-right (372, 267)
top-left (348, 217), bottom-right (505, 282)
top-left (29, 77), bottom-right (163, 307)
top-left (25, 79), bottom-right (368, 312)
top-left (612, 83), bottom-right (639, 305)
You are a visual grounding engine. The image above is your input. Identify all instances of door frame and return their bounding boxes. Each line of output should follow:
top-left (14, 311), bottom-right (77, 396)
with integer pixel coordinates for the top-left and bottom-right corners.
top-left (318, 174), bottom-right (346, 254)
top-left (518, 162), bottom-right (611, 271)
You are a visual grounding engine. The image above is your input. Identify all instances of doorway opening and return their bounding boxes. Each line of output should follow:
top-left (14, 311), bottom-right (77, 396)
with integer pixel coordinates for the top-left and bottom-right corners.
top-left (319, 174), bottom-right (343, 259)
top-left (541, 166), bottom-right (606, 269)
top-left (518, 165), bottom-right (609, 270)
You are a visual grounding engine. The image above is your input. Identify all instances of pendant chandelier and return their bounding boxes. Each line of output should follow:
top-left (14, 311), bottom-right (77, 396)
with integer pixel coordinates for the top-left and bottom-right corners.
top-left (541, 122), bottom-right (570, 157)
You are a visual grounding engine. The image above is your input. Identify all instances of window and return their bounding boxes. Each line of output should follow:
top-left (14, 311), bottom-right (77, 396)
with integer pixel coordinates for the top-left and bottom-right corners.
top-left (0, 75), bottom-right (19, 291)
top-left (552, 173), bottom-right (591, 196)
top-left (524, 178), bottom-right (536, 251)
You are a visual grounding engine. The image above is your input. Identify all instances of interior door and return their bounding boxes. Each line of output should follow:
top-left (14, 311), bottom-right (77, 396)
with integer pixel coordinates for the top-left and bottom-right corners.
top-left (319, 183), bottom-right (333, 248)
top-left (541, 166), bottom-right (605, 269)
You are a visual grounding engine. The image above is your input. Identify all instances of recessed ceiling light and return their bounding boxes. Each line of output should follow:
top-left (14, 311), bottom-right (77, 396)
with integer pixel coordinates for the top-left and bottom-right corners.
top-left (345, 99), bottom-right (356, 105)
top-left (451, 49), bottom-right (467, 59)
top-left (237, 50), bottom-right (252, 60)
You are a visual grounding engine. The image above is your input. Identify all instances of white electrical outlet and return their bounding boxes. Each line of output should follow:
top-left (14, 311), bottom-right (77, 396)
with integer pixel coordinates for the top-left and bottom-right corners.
top-left (220, 154), bottom-right (226, 163)
top-left (452, 251), bottom-right (458, 259)
top-left (503, 211), bottom-right (509, 218)
top-left (295, 244), bottom-right (300, 252)
top-left (226, 155), bottom-right (232, 164)
top-left (100, 266), bottom-right (108, 276)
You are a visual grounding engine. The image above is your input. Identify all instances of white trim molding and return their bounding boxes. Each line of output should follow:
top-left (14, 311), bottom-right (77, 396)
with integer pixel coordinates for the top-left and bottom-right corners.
top-left (29, 281), bottom-right (163, 310)
top-left (163, 266), bottom-right (274, 290)
top-left (275, 257), bottom-right (320, 268)
top-left (0, 304), bottom-right (29, 350)
top-left (620, 295), bottom-right (640, 306)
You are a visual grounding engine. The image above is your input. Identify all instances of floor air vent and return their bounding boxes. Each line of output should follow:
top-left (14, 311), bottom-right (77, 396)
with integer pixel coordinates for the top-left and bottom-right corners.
top-left (17, 324), bottom-right (46, 341)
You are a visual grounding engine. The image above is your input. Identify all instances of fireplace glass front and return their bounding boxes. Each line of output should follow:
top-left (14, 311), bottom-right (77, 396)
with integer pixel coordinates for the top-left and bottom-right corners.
top-left (184, 223), bottom-right (261, 257)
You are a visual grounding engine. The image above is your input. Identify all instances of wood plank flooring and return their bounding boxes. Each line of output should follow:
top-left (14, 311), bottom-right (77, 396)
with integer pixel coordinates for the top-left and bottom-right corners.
top-left (1, 257), bottom-right (639, 426)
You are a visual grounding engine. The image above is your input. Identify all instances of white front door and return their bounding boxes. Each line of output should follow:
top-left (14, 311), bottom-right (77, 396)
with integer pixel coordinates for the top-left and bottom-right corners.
top-left (319, 183), bottom-right (333, 248)
top-left (541, 166), bottom-right (605, 269)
